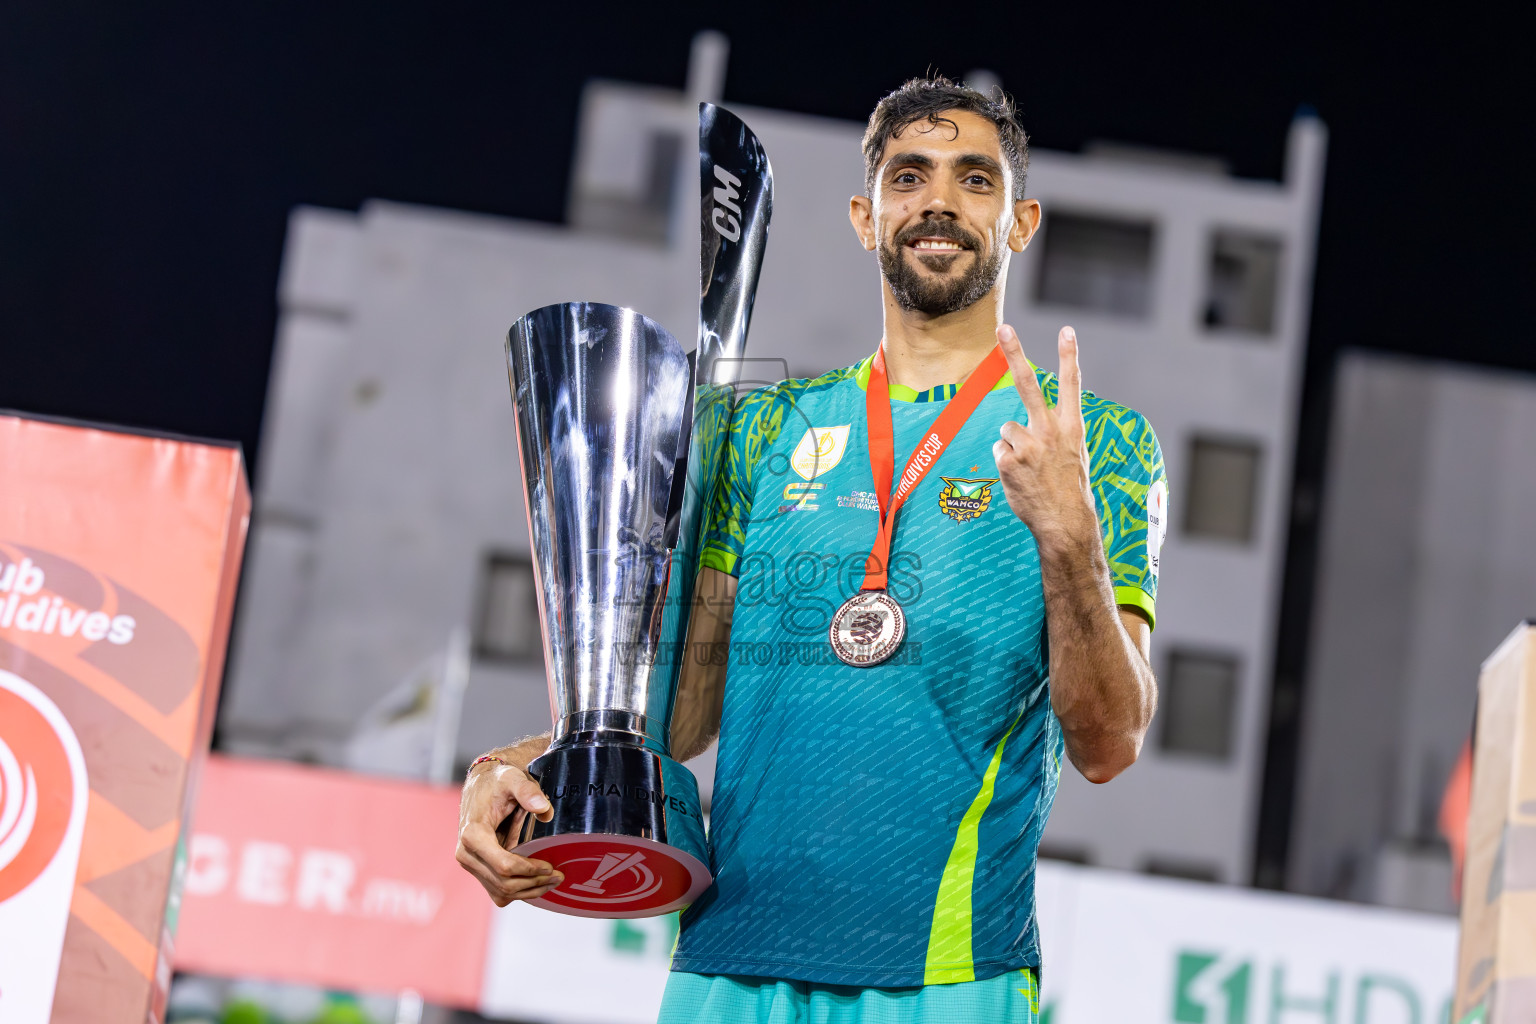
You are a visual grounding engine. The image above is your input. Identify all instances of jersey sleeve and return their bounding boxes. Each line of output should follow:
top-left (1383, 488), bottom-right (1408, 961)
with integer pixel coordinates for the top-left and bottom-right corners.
top-left (699, 386), bottom-right (784, 577)
top-left (1085, 401), bottom-right (1167, 629)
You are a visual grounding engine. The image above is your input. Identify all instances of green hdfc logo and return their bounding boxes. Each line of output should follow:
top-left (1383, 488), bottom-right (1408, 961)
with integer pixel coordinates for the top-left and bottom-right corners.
top-left (1172, 950), bottom-right (1451, 1024)
top-left (1175, 952), bottom-right (1252, 1024)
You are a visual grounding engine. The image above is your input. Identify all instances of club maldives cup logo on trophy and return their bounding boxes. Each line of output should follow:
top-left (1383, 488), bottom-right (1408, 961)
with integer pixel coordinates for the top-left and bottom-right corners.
top-left (502, 104), bottom-right (772, 918)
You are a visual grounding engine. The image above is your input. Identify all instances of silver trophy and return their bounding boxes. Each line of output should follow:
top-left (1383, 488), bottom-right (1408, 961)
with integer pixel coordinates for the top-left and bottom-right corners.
top-left (503, 104), bottom-right (772, 918)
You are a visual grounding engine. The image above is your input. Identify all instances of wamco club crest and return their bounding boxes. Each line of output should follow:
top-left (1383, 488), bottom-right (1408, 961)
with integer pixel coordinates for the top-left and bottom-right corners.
top-left (937, 477), bottom-right (998, 522)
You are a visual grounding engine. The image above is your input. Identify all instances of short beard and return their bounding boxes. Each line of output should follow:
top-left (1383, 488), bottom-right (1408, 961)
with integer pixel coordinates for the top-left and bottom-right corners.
top-left (877, 222), bottom-right (1003, 317)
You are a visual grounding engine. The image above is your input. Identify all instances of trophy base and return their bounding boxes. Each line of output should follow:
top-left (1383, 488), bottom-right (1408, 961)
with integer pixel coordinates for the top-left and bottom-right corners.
top-left (518, 743), bottom-right (712, 918)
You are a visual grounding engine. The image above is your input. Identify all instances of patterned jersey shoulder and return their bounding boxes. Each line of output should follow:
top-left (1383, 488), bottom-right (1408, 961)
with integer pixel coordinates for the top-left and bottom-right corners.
top-left (700, 363), bottom-right (861, 576)
top-left (1029, 365), bottom-right (1167, 626)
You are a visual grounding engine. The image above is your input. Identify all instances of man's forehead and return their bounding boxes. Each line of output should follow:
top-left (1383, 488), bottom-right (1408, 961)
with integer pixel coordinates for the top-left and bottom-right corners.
top-left (883, 109), bottom-right (1003, 160)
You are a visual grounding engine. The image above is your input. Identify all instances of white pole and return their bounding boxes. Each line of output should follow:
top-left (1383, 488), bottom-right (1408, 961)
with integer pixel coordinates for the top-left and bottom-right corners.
top-left (429, 626), bottom-right (470, 784)
top-left (394, 988), bottom-right (424, 1024)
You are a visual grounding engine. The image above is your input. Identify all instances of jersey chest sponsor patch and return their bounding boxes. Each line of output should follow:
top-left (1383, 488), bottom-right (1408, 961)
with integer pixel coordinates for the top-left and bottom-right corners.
top-left (937, 476), bottom-right (999, 522)
top-left (779, 480), bottom-right (824, 512)
top-left (790, 426), bottom-right (850, 481)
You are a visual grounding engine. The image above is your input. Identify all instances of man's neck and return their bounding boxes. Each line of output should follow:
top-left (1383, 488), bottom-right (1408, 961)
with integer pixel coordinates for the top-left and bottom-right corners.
top-left (877, 286), bottom-right (1002, 393)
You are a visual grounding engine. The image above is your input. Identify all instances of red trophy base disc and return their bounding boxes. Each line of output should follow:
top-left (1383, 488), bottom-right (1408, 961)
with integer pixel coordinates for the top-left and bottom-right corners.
top-left (518, 833), bottom-right (712, 918)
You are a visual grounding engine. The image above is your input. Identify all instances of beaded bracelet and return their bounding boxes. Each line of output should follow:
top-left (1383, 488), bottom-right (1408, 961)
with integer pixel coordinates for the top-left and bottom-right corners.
top-left (468, 754), bottom-right (510, 774)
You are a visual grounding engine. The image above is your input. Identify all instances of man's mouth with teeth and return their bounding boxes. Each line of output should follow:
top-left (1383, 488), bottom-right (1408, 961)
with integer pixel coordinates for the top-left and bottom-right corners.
top-left (880, 222), bottom-right (1000, 314)
top-left (909, 238), bottom-right (968, 252)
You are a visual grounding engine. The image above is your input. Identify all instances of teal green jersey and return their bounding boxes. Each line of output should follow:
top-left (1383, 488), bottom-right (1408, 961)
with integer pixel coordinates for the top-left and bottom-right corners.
top-left (673, 354), bottom-right (1166, 988)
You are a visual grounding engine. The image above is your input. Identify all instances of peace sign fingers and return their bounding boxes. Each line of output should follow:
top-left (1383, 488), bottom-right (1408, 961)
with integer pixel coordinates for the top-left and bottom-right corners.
top-left (1055, 326), bottom-right (1083, 425)
top-left (992, 323), bottom-right (1098, 545)
top-left (997, 323), bottom-right (1049, 424)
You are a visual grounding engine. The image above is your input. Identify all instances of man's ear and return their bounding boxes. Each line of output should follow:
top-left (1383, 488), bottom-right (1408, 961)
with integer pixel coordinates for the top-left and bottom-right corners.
top-left (849, 195), bottom-right (877, 252)
top-left (1009, 198), bottom-right (1042, 253)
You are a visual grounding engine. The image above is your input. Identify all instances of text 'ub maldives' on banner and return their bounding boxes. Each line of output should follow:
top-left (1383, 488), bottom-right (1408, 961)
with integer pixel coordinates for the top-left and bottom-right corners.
top-left (0, 413), bottom-right (249, 1024)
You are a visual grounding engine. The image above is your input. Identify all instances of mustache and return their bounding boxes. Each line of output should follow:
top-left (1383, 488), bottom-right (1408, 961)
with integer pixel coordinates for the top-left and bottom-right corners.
top-left (893, 220), bottom-right (982, 250)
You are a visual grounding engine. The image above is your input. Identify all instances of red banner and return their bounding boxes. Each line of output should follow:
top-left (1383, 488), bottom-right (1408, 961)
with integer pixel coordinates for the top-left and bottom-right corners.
top-left (174, 756), bottom-right (492, 1008)
top-left (0, 413), bottom-right (249, 1024)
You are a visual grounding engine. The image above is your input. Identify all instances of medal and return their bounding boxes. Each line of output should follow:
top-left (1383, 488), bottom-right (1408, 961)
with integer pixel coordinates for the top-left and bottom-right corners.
top-left (829, 590), bottom-right (907, 666)
top-left (831, 343), bottom-right (1011, 667)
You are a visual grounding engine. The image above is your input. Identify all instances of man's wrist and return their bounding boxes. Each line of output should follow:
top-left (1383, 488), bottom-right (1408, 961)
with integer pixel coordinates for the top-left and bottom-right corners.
top-left (467, 754), bottom-right (514, 775)
top-left (1031, 506), bottom-right (1103, 567)
top-left (466, 734), bottom-right (550, 780)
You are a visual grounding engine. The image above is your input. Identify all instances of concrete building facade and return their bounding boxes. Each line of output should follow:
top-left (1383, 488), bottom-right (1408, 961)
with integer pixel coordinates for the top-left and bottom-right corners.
top-left (222, 45), bottom-right (1326, 885)
top-left (1290, 350), bottom-right (1536, 913)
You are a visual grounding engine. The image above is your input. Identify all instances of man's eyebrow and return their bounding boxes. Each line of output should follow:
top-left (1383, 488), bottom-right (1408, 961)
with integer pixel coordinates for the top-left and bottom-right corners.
top-left (882, 151), bottom-right (1005, 178)
top-left (883, 152), bottom-right (935, 173)
top-left (955, 153), bottom-right (1005, 176)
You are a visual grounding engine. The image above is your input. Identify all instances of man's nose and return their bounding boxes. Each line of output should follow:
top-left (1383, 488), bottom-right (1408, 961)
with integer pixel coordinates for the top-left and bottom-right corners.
top-left (918, 181), bottom-right (959, 219)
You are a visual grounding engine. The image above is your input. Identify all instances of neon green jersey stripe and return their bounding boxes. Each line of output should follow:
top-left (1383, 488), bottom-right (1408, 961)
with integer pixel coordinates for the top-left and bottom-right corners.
top-left (854, 353), bottom-right (1028, 402)
top-left (1112, 584), bottom-right (1156, 630)
top-left (923, 716), bottom-right (1022, 984)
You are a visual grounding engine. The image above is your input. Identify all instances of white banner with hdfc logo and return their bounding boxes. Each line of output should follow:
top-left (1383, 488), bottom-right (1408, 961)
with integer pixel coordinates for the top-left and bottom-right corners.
top-left (1040, 864), bottom-right (1457, 1024)
top-left (478, 861), bottom-right (1458, 1024)
top-left (0, 671), bottom-right (89, 1019)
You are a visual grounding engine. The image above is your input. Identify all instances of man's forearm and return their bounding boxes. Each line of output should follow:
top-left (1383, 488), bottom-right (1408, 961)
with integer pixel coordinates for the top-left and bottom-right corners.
top-left (1038, 528), bottom-right (1156, 783)
top-left (670, 568), bottom-right (736, 762)
top-left (672, 664), bottom-right (727, 763)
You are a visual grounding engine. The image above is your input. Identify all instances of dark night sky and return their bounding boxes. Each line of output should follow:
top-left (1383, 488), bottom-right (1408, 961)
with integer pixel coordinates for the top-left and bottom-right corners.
top-left (2, 2), bottom-right (1528, 469)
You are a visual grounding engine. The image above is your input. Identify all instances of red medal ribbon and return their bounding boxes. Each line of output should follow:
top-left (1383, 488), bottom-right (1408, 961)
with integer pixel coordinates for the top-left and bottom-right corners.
top-left (860, 343), bottom-right (1011, 591)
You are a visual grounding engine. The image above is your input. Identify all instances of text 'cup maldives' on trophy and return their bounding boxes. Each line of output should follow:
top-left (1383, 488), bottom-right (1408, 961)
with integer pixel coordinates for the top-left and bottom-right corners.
top-left (503, 302), bottom-right (712, 918)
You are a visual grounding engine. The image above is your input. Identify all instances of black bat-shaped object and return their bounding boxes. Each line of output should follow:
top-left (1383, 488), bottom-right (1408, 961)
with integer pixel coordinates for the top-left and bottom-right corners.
top-left (663, 103), bottom-right (774, 550)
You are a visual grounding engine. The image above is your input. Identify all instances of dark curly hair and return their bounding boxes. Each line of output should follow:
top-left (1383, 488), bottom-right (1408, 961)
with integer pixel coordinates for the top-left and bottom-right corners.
top-left (862, 76), bottom-right (1030, 200)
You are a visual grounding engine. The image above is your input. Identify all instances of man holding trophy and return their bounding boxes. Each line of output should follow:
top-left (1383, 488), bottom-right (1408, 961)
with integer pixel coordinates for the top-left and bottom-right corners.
top-left (457, 78), bottom-right (1165, 1023)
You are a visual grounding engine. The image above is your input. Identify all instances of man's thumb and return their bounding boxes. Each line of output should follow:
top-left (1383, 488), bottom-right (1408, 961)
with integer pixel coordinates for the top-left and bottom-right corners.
top-left (517, 779), bottom-right (553, 815)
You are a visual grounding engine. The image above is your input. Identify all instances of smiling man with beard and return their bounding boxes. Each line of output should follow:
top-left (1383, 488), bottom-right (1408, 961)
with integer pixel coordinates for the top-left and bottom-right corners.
top-left (456, 76), bottom-right (1168, 1024)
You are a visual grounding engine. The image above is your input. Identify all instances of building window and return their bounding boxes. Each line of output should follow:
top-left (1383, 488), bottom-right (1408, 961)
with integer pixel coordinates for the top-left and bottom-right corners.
top-left (1034, 211), bottom-right (1156, 318)
top-left (476, 552), bottom-right (541, 662)
top-left (642, 130), bottom-right (683, 216)
top-left (1203, 229), bottom-right (1283, 334)
top-left (1184, 436), bottom-right (1262, 542)
top-left (1160, 648), bottom-right (1240, 759)
top-left (569, 128), bottom-right (681, 244)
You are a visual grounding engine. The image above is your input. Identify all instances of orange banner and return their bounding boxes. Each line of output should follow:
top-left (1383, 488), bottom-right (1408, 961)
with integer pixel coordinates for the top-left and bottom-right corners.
top-left (174, 756), bottom-right (492, 1008)
top-left (0, 412), bottom-right (249, 1023)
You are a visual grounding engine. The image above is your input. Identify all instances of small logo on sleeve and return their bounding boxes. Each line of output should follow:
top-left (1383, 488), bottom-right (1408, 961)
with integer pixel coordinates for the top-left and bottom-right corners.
top-left (937, 477), bottom-right (998, 522)
top-left (1147, 479), bottom-right (1168, 577)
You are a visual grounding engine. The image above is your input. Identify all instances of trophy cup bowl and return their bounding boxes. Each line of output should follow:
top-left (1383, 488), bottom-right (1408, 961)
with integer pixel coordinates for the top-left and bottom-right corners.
top-left (504, 301), bottom-right (713, 918)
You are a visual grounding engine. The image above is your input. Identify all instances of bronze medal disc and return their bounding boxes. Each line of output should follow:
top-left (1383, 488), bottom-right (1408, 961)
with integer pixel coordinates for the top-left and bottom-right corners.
top-left (829, 590), bottom-right (906, 667)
